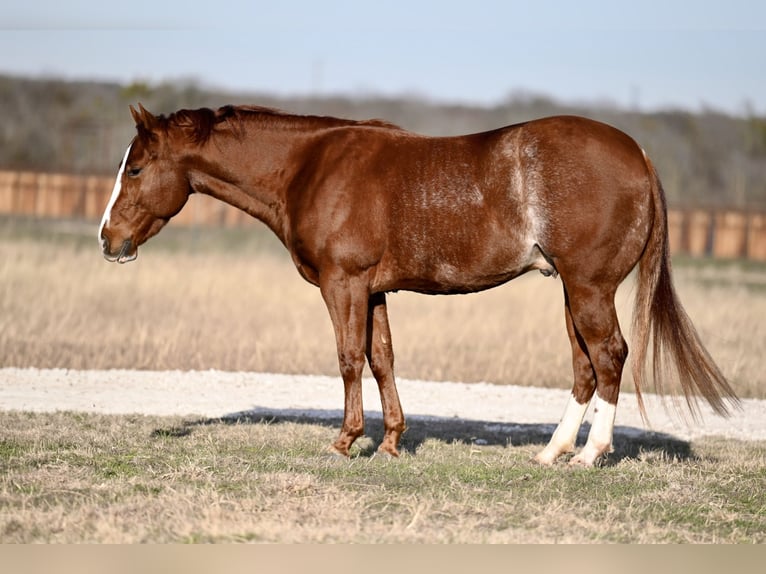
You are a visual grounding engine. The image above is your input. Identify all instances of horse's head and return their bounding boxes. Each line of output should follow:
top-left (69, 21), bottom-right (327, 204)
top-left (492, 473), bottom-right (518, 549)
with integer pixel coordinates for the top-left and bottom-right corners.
top-left (99, 104), bottom-right (191, 263)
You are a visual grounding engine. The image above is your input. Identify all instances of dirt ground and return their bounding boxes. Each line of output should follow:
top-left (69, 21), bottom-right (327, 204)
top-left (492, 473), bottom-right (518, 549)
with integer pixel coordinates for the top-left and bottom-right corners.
top-left (1, 368), bottom-right (763, 444)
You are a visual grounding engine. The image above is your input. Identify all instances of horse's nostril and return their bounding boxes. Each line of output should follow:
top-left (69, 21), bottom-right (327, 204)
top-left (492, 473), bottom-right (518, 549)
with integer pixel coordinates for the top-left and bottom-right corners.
top-left (118, 239), bottom-right (132, 259)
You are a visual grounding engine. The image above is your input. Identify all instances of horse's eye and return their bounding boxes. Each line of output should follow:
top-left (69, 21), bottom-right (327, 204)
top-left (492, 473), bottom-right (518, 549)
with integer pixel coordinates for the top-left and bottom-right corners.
top-left (127, 167), bottom-right (142, 177)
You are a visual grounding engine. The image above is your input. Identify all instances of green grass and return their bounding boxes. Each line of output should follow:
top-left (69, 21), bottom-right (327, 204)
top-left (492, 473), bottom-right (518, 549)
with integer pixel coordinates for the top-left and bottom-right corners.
top-left (1, 411), bottom-right (764, 543)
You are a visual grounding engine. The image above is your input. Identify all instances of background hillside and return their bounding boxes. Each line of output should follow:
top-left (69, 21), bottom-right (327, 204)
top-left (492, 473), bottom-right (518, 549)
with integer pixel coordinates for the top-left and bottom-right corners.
top-left (2, 73), bottom-right (765, 208)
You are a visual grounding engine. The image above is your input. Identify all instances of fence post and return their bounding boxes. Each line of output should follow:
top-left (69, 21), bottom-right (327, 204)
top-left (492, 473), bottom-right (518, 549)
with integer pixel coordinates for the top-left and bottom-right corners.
top-left (667, 209), bottom-right (684, 255)
top-left (747, 213), bottom-right (766, 262)
top-left (686, 209), bottom-right (713, 257)
top-left (712, 210), bottom-right (748, 259)
top-left (0, 171), bottom-right (18, 215)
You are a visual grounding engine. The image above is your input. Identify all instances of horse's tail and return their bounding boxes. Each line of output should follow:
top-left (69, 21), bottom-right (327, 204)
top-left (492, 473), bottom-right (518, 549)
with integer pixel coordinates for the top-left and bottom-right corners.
top-left (630, 153), bottom-right (740, 422)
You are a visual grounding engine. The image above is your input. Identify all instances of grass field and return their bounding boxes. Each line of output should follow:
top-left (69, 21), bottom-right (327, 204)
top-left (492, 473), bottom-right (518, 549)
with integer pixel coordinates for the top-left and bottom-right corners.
top-left (1, 216), bottom-right (766, 543)
top-left (1, 410), bottom-right (764, 543)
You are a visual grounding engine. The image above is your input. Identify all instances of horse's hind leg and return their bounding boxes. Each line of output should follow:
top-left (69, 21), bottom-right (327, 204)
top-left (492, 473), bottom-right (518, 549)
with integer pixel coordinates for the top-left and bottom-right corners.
top-left (570, 283), bottom-right (627, 466)
top-left (534, 288), bottom-right (596, 465)
top-left (366, 292), bottom-right (406, 456)
top-left (537, 280), bottom-right (628, 466)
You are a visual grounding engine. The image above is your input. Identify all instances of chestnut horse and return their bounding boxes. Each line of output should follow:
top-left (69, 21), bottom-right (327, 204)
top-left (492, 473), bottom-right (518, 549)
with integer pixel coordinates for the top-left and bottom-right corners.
top-left (99, 104), bottom-right (738, 466)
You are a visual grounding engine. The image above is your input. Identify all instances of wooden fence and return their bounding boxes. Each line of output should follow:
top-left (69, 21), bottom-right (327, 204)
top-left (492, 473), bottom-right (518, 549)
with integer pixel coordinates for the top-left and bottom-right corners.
top-left (0, 170), bottom-right (256, 228)
top-left (1, 170), bottom-right (765, 261)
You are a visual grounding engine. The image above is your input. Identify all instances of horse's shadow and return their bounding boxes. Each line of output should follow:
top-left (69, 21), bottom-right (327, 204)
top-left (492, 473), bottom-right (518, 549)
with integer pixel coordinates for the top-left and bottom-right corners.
top-left (153, 406), bottom-right (695, 464)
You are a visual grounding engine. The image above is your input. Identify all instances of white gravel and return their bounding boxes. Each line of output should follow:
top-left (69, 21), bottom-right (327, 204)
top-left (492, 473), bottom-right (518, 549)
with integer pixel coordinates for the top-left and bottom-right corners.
top-left (1, 368), bottom-right (764, 442)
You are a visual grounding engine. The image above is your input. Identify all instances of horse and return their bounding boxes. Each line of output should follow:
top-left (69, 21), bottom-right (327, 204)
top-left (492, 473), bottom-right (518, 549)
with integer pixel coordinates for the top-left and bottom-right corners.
top-left (99, 103), bottom-right (739, 466)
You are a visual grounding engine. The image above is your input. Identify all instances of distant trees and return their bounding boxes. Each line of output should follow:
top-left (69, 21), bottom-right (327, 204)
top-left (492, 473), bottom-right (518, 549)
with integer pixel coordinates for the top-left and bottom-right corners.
top-left (1, 74), bottom-right (764, 208)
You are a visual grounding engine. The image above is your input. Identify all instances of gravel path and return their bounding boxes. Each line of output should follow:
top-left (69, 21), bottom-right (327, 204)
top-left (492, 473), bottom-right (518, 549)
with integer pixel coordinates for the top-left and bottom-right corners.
top-left (1, 368), bottom-right (763, 442)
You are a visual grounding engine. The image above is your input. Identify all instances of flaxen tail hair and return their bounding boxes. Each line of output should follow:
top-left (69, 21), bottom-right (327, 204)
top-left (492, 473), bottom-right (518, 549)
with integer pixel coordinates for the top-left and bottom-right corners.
top-left (630, 156), bottom-right (740, 422)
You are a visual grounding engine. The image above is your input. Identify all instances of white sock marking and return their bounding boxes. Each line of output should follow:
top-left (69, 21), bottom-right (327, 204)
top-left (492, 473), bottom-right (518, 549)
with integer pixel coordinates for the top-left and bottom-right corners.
top-left (587, 394), bottom-right (616, 450)
top-left (574, 394), bottom-right (617, 466)
top-left (553, 393), bottom-right (590, 447)
top-left (535, 393), bottom-right (590, 465)
top-left (98, 143), bottom-right (133, 246)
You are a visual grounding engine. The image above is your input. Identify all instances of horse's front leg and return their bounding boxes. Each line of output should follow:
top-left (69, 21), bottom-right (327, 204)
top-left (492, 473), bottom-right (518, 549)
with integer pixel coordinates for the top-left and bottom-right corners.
top-left (366, 292), bottom-right (406, 457)
top-left (320, 270), bottom-right (371, 457)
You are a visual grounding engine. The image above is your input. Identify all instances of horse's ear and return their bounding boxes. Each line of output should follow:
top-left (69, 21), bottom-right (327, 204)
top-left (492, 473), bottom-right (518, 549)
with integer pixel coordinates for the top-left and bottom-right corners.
top-left (130, 103), bottom-right (161, 144)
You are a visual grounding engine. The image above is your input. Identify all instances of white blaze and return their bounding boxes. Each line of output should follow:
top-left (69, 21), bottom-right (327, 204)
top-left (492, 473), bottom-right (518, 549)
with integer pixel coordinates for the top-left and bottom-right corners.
top-left (98, 143), bottom-right (133, 246)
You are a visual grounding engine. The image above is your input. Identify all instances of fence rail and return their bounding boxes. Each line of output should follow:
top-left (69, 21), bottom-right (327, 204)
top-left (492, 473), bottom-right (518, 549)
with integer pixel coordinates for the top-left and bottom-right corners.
top-left (2, 170), bottom-right (765, 261)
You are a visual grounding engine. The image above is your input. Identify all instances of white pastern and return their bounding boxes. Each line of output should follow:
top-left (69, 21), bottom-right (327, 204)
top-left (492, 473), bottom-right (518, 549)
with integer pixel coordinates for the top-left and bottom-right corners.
top-left (571, 394), bottom-right (617, 466)
top-left (98, 143), bottom-right (133, 247)
top-left (534, 393), bottom-right (590, 465)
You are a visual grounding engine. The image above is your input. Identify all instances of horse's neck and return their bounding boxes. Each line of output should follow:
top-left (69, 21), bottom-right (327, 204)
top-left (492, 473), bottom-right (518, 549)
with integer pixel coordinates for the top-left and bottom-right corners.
top-left (186, 127), bottom-right (312, 245)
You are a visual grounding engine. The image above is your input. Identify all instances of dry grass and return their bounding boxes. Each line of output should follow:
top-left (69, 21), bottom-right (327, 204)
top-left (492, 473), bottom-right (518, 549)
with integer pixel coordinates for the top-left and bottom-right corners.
top-left (1, 410), bottom-right (764, 543)
top-left (2, 218), bottom-right (766, 544)
top-left (1, 217), bottom-right (765, 399)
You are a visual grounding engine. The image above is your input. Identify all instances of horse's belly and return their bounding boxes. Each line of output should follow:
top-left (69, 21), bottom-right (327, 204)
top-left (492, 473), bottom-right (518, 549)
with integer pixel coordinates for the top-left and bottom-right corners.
top-left (374, 241), bottom-right (538, 295)
top-left (374, 185), bottom-right (541, 293)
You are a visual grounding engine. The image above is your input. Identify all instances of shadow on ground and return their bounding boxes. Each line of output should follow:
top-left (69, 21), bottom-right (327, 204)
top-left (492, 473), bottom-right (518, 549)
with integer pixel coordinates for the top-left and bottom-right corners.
top-left (152, 406), bottom-right (695, 464)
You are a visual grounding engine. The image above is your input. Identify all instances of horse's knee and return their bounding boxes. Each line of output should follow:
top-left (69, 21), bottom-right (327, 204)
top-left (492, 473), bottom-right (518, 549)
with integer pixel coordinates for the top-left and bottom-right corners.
top-left (369, 353), bottom-right (393, 380)
top-left (338, 349), bottom-right (365, 381)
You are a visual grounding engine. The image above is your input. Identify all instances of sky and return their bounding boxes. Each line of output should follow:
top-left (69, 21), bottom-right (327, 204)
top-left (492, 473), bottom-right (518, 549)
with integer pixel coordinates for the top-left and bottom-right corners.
top-left (2, 0), bottom-right (766, 115)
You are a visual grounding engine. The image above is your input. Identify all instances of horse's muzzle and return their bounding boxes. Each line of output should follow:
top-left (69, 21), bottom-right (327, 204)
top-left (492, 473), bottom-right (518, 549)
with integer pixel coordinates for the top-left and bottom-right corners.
top-left (102, 238), bottom-right (137, 264)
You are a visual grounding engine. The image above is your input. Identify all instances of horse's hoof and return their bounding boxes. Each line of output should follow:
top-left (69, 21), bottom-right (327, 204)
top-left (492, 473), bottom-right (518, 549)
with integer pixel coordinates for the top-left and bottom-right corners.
top-left (532, 451), bottom-right (558, 466)
top-left (568, 454), bottom-right (595, 468)
top-left (374, 447), bottom-right (400, 460)
top-left (326, 444), bottom-right (349, 458)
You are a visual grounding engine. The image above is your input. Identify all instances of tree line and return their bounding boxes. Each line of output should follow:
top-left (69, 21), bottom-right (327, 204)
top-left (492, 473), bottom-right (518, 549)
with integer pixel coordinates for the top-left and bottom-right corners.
top-left (1, 74), bottom-right (765, 208)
